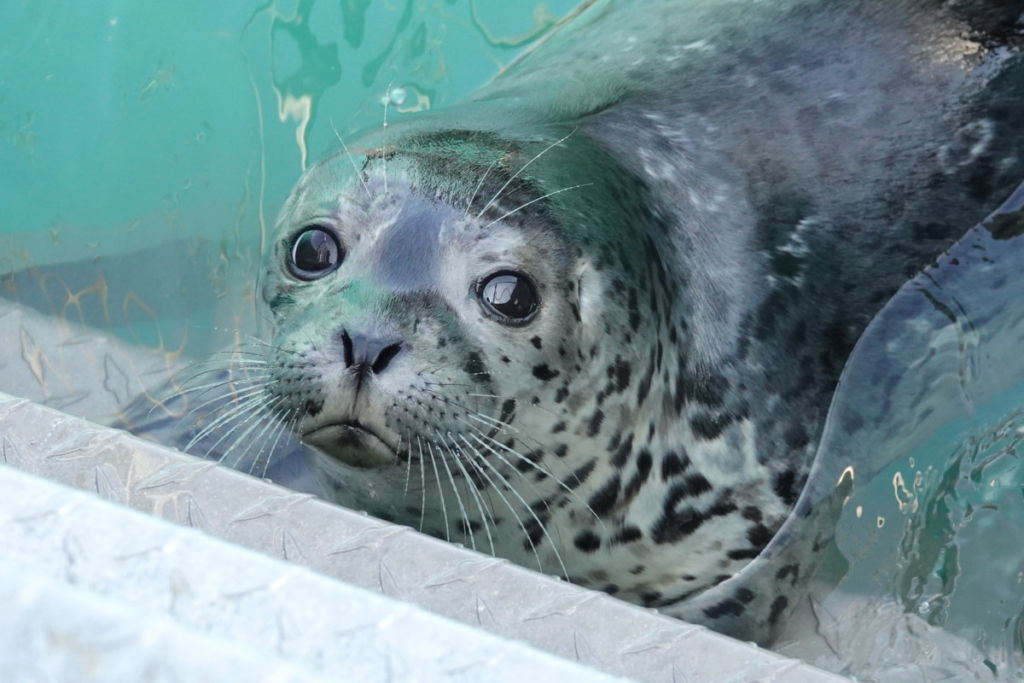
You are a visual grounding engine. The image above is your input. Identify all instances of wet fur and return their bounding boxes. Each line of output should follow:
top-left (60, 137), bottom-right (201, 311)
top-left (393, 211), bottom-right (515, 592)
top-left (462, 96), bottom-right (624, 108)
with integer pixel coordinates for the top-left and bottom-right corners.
top-left (175, 0), bottom-right (1024, 643)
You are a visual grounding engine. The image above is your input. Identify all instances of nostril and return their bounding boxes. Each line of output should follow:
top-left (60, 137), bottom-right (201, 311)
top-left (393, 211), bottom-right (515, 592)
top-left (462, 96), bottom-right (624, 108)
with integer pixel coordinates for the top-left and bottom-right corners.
top-left (340, 330), bottom-right (354, 368)
top-left (371, 341), bottom-right (403, 374)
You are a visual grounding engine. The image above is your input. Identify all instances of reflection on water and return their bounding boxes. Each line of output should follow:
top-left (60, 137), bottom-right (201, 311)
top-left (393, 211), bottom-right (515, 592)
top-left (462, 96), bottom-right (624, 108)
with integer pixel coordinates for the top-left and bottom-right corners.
top-left (780, 184), bottom-right (1024, 680)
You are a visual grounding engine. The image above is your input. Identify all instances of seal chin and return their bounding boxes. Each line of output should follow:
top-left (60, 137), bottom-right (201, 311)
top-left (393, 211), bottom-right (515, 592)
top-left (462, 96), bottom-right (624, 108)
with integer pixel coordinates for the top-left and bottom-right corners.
top-left (303, 422), bottom-right (399, 469)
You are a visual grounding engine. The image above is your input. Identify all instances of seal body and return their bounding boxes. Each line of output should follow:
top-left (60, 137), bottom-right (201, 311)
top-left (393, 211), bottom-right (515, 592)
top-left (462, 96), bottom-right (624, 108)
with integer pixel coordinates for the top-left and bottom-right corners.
top-left (255, 0), bottom-right (1023, 640)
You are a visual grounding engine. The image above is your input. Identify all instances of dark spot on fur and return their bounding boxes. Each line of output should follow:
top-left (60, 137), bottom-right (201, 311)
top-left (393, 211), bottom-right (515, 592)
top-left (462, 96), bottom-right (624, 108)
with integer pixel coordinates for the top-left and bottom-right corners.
top-left (660, 451), bottom-right (691, 479)
top-left (612, 525), bottom-right (643, 544)
top-left (574, 530), bottom-right (601, 552)
top-left (458, 518), bottom-right (482, 534)
top-left (499, 399), bottom-right (516, 425)
top-left (747, 524), bottom-right (774, 549)
top-left (622, 450), bottom-right (653, 504)
top-left (532, 364), bottom-right (559, 381)
top-left (567, 459), bottom-right (596, 489)
top-left (589, 474), bottom-right (621, 517)
top-left (554, 386), bottom-right (570, 403)
top-left (784, 423), bottom-right (810, 450)
top-left (709, 498), bottom-right (738, 518)
top-left (587, 409), bottom-right (605, 436)
top-left (776, 564), bottom-right (800, 584)
top-left (530, 335), bottom-right (543, 349)
top-left (690, 412), bottom-right (734, 440)
top-left (773, 469), bottom-right (800, 507)
top-left (741, 506), bottom-right (762, 522)
top-left (522, 514), bottom-right (549, 550)
top-left (769, 596), bottom-right (789, 624)
top-left (609, 356), bottom-right (631, 392)
top-left (703, 599), bottom-right (745, 619)
top-left (465, 351), bottom-right (490, 384)
top-left (628, 288), bottom-right (641, 331)
top-left (611, 433), bottom-right (634, 468)
top-left (673, 474), bottom-right (712, 501)
top-left (651, 506), bottom-right (705, 544)
top-left (641, 591), bottom-right (662, 605)
top-left (515, 449), bottom-right (544, 473)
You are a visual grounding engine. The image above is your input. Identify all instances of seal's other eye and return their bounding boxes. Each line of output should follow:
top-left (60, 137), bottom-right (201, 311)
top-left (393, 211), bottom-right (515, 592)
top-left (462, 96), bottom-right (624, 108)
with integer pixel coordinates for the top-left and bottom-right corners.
top-left (478, 271), bottom-right (539, 324)
top-left (288, 226), bottom-right (342, 280)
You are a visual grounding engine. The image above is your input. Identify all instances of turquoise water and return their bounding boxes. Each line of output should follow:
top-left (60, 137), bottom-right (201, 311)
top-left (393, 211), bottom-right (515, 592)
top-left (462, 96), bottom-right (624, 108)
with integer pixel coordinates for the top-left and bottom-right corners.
top-left (0, 0), bottom-right (578, 351)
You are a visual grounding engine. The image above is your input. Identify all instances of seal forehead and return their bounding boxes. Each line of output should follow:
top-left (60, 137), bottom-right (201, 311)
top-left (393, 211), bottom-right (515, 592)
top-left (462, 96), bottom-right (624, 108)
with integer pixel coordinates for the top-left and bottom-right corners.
top-left (371, 196), bottom-right (446, 292)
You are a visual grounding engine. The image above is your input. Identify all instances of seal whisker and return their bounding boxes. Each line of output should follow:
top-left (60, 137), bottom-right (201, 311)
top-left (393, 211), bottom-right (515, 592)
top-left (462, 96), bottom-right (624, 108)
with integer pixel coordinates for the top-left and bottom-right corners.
top-left (216, 395), bottom-right (287, 470)
top-left (481, 182), bottom-right (593, 230)
top-left (188, 392), bottom-right (271, 456)
top-left (236, 335), bottom-right (299, 355)
top-left (442, 431), bottom-right (497, 557)
top-left (381, 79), bottom-right (394, 196)
top-left (463, 434), bottom-right (570, 580)
top-left (476, 128), bottom-right (577, 219)
top-left (433, 431), bottom-right (477, 551)
top-left (450, 440), bottom-right (500, 557)
top-left (454, 436), bottom-right (546, 573)
top-left (402, 428), bottom-right (414, 496)
top-left (183, 382), bottom-right (269, 422)
top-left (464, 392), bottom-right (560, 419)
top-left (183, 390), bottom-right (268, 453)
top-left (330, 117), bottom-right (372, 199)
top-left (424, 440), bottom-right (452, 542)
top-left (253, 404), bottom-right (298, 479)
top-left (416, 436), bottom-right (428, 533)
top-left (232, 397), bottom-right (287, 474)
top-left (160, 364), bottom-right (270, 407)
top-left (166, 360), bottom-right (269, 392)
top-left (408, 391), bottom-right (577, 508)
top-left (144, 374), bottom-right (262, 419)
top-left (200, 348), bottom-right (273, 359)
top-left (464, 154), bottom-right (502, 218)
top-left (463, 428), bottom-right (606, 531)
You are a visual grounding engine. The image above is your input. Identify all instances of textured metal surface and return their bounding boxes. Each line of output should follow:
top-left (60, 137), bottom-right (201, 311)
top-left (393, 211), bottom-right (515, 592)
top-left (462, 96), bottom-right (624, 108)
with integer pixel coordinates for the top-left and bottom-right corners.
top-left (0, 390), bottom-right (843, 682)
top-left (0, 463), bottom-right (621, 682)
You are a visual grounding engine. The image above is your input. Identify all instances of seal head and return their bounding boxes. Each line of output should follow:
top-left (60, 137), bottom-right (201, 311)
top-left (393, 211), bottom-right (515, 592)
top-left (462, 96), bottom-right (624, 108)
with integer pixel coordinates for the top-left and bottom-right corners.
top-left (259, 122), bottom-right (798, 606)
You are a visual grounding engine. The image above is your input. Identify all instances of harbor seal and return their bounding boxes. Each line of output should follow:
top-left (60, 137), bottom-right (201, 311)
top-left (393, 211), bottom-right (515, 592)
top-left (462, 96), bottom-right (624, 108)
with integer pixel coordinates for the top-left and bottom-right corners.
top-left (212, 0), bottom-right (1022, 642)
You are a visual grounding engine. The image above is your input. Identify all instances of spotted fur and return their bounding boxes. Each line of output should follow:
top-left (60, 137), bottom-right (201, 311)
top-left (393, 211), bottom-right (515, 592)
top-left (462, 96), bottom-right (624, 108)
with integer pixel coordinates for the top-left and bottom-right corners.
top-left (253, 0), bottom-right (1023, 643)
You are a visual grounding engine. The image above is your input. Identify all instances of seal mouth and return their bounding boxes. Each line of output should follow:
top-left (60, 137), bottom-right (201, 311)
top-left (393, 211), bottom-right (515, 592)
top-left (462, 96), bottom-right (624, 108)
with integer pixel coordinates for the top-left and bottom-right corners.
top-left (302, 421), bottom-right (399, 468)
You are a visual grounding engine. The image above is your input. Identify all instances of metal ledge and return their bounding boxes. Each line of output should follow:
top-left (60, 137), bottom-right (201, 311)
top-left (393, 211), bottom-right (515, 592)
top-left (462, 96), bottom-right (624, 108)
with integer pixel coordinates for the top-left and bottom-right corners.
top-left (0, 392), bottom-right (843, 681)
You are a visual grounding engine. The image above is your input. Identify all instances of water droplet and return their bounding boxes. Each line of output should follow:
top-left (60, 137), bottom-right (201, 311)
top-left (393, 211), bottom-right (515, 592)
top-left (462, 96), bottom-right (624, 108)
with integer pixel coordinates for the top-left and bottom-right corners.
top-left (380, 86), bottom-right (407, 107)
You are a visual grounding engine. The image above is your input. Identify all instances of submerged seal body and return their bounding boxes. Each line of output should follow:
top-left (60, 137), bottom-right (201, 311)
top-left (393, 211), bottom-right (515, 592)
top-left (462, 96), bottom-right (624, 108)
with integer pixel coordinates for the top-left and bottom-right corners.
top-left (254, 0), bottom-right (1023, 639)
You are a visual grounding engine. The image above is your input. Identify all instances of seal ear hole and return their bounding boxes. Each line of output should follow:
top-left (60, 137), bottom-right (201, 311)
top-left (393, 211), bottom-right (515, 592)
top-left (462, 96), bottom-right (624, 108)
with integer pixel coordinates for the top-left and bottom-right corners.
top-left (287, 226), bottom-right (344, 280)
top-left (476, 271), bottom-right (540, 326)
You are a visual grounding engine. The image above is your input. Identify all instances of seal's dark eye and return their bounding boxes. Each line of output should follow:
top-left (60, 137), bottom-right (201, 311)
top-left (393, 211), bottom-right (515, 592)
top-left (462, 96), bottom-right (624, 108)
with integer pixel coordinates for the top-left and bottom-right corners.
top-left (288, 226), bottom-right (342, 280)
top-left (478, 271), bottom-right (539, 324)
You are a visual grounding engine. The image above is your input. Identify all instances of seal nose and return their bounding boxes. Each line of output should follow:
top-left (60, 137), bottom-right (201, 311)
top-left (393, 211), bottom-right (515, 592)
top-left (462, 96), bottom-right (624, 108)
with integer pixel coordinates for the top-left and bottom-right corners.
top-left (340, 330), bottom-right (403, 374)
